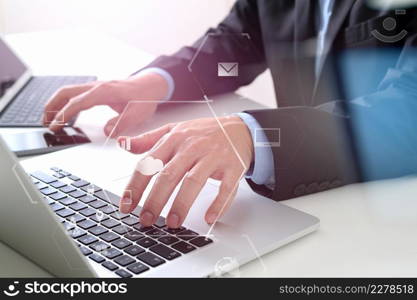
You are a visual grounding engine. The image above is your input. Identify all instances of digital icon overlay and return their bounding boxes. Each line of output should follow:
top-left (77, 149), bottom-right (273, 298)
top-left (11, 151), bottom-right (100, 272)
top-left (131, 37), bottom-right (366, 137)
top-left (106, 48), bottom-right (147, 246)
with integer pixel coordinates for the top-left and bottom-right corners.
top-left (217, 62), bottom-right (239, 77)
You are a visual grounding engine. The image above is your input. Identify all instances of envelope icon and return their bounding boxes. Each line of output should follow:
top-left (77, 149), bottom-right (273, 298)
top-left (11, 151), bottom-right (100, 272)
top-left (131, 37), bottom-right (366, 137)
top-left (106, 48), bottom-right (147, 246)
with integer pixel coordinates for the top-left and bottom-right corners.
top-left (218, 62), bottom-right (238, 77)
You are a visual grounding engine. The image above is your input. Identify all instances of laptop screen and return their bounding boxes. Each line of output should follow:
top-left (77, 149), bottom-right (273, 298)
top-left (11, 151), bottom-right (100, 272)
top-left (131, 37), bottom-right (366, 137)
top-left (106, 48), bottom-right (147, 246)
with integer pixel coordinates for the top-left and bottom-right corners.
top-left (0, 38), bottom-right (27, 99)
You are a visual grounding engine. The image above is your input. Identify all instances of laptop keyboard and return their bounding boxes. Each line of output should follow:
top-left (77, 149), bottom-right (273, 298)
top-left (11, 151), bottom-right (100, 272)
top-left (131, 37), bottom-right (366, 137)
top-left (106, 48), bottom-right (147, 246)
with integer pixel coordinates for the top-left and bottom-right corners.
top-left (30, 168), bottom-right (213, 278)
top-left (0, 76), bottom-right (96, 127)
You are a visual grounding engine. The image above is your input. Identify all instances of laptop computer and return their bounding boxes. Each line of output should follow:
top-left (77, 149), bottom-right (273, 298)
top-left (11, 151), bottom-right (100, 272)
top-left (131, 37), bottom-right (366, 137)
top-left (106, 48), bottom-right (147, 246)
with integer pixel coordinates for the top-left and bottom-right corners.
top-left (0, 36), bottom-right (96, 127)
top-left (0, 135), bottom-right (319, 277)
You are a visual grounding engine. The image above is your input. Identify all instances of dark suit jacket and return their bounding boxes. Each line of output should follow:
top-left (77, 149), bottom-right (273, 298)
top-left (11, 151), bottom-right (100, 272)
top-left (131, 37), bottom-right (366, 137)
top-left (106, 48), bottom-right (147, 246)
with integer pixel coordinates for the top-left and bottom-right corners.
top-left (140, 0), bottom-right (417, 201)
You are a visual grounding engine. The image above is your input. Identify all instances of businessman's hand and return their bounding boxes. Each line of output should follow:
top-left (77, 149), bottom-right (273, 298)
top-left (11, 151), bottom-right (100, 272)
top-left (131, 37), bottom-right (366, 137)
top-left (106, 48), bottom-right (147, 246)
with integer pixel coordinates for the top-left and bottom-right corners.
top-left (118, 116), bottom-right (254, 228)
top-left (43, 72), bottom-right (169, 137)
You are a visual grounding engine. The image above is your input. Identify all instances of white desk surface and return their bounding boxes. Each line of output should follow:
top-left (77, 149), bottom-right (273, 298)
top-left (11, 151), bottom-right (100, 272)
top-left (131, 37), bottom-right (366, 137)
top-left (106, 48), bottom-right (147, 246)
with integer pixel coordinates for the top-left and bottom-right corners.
top-left (1, 30), bottom-right (417, 278)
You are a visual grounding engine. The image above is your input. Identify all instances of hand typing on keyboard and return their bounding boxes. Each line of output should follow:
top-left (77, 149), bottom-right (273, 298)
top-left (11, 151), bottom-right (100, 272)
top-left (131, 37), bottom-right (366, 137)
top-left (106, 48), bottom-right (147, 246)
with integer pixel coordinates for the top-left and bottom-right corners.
top-left (43, 73), bottom-right (169, 137)
top-left (117, 116), bottom-right (254, 228)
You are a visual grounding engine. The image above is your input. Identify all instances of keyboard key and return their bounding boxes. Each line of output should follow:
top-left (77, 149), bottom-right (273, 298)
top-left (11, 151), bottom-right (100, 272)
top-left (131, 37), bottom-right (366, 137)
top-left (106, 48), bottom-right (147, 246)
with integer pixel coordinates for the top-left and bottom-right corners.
top-left (59, 197), bottom-right (77, 206)
top-left (89, 241), bottom-right (110, 252)
top-left (69, 228), bottom-right (86, 239)
top-left (50, 167), bottom-right (61, 172)
top-left (41, 187), bottom-right (58, 196)
top-left (94, 190), bottom-right (120, 205)
top-left (78, 219), bottom-right (96, 230)
top-left (137, 252), bottom-right (165, 267)
top-left (59, 170), bottom-right (71, 176)
top-left (102, 261), bottom-right (118, 271)
top-left (81, 184), bottom-right (102, 193)
top-left (79, 195), bottom-right (96, 204)
top-left (53, 173), bottom-right (65, 179)
top-left (127, 262), bottom-right (149, 275)
top-left (90, 213), bottom-right (109, 223)
top-left (79, 246), bottom-right (92, 256)
top-left (67, 214), bottom-right (85, 223)
top-left (56, 208), bottom-right (75, 218)
top-left (110, 211), bottom-right (129, 220)
top-left (149, 244), bottom-right (181, 260)
top-left (130, 206), bottom-right (143, 217)
top-left (101, 218), bottom-right (120, 229)
top-left (133, 224), bottom-right (154, 233)
top-left (50, 181), bottom-right (66, 189)
top-left (98, 205), bottom-right (117, 214)
top-left (171, 241), bottom-right (196, 254)
top-left (31, 171), bottom-right (57, 184)
top-left (49, 192), bottom-right (67, 201)
top-left (62, 221), bottom-right (75, 231)
top-left (60, 185), bottom-right (76, 193)
top-left (71, 180), bottom-right (90, 188)
top-left (79, 207), bottom-right (96, 217)
top-left (69, 190), bottom-right (86, 198)
top-left (111, 238), bottom-right (132, 249)
top-left (122, 216), bottom-right (139, 226)
top-left (69, 175), bottom-right (80, 181)
top-left (35, 182), bottom-right (48, 190)
top-left (102, 248), bottom-right (122, 259)
top-left (100, 232), bottom-right (120, 242)
top-left (115, 269), bottom-right (132, 278)
top-left (89, 253), bottom-right (105, 263)
top-left (124, 231), bottom-right (144, 241)
top-left (137, 237), bottom-right (157, 248)
top-left (158, 235), bottom-right (179, 245)
top-left (124, 245), bottom-right (145, 256)
top-left (154, 216), bottom-right (166, 228)
top-left (88, 226), bottom-right (108, 236)
top-left (78, 234), bottom-right (98, 245)
top-left (50, 202), bottom-right (65, 212)
top-left (89, 200), bottom-right (107, 209)
top-left (69, 202), bottom-right (88, 211)
top-left (190, 236), bottom-right (213, 247)
top-left (177, 229), bottom-right (198, 241)
top-left (114, 255), bottom-right (135, 267)
top-left (163, 226), bottom-right (186, 235)
top-left (44, 197), bottom-right (54, 205)
top-left (146, 228), bottom-right (165, 239)
top-left (113, 225), bottom-right (132, 235)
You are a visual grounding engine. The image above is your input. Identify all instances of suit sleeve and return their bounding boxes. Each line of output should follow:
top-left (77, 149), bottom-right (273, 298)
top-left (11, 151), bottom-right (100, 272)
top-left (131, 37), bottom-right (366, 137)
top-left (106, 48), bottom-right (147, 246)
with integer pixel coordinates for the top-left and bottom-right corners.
top-left (133, 0), bottom-right (267, 100)
top-left (244, 33), bottom-right (417, 201)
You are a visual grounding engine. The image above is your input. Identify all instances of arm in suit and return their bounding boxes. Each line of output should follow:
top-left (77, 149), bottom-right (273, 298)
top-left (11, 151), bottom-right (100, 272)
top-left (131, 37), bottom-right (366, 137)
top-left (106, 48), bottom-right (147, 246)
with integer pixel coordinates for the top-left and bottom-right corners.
top-left (137, 1), bottom-right (417, 203)
top-left (246, 33), bottom-right (417, 201)
top-left (136, 0), bottom-right (267, 100)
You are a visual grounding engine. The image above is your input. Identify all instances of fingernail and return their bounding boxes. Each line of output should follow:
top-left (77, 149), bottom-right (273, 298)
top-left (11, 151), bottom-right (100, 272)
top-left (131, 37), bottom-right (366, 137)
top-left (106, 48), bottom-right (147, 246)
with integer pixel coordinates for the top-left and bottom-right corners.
top-left (119, 197), bottom-right (132, 213)
top-left (49, 120), bottom-right (57, 131)
top-left (140, 211), bottom-right (154, 226)
top-left (206, 213), bottom-right (218, 224)
top-left (167, 213), bottom-right (180, 228)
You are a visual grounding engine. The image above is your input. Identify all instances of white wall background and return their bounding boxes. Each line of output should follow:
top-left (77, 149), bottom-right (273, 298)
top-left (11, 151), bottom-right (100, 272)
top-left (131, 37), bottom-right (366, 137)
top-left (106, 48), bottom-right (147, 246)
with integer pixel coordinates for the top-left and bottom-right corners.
top-left (0, 0), bottom-right (276, 107)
